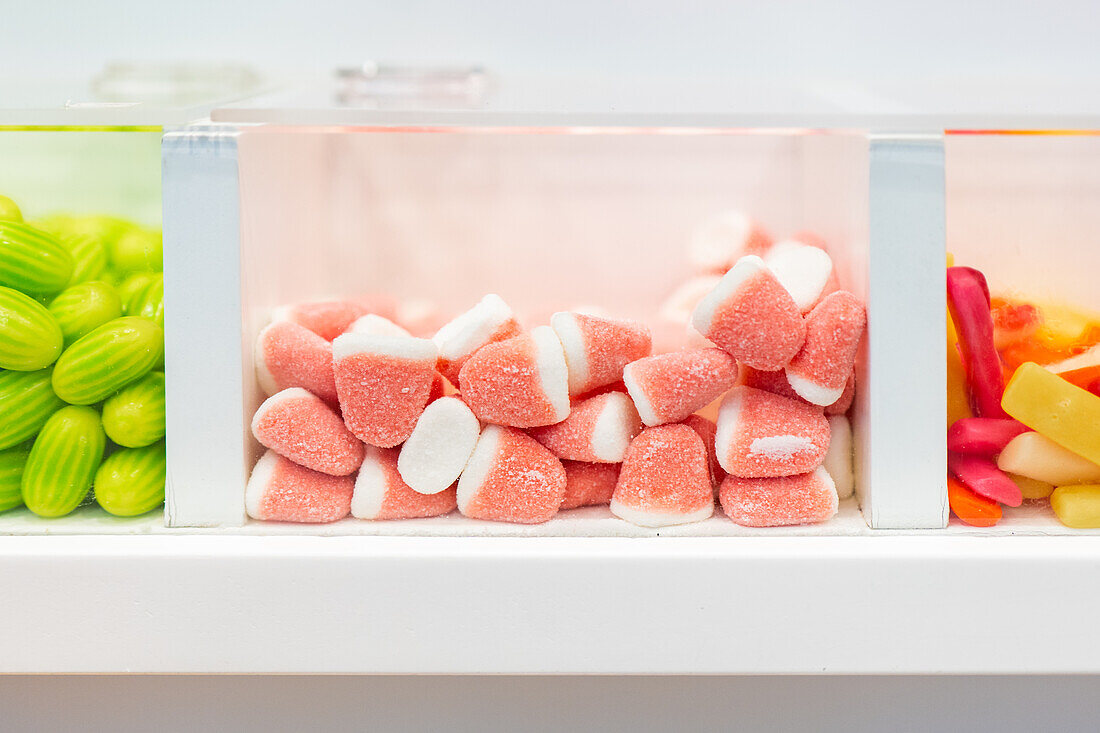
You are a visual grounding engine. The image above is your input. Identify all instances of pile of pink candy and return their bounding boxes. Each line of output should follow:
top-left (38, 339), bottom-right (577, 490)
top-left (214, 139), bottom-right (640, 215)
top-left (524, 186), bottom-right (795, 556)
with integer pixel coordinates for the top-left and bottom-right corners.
top-left (246, 212), bottom-right (865, 528)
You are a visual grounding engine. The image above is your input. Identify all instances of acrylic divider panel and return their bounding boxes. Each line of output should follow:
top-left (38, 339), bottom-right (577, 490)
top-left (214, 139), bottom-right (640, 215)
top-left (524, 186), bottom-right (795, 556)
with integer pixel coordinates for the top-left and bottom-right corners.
top-left (945, 132), bottom-right (1100, 531)
top-left (0, 128), bottom-right (167, 525)
top-left (164, 123), bottom-right (950, 532)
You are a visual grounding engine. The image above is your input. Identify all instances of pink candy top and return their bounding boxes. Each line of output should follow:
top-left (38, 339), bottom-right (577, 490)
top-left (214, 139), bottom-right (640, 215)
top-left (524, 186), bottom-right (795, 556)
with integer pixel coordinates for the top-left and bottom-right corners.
top-left (613, 424), bottom-right (713, 515)
top-left (719, 468), bottom-right (838, 527)
top-left (248, 452), bottom-right (353, 523)
top-left (252, 389), bottom-right (364, 476)
top-left (257, 320), bottom-right (338, 403)
top-left (335, 352), bottom-right (436, 448)
top-left (461, 427), bottom-right (567, 524)
top-left (560, 460), bottom-right (620, 510)
top-left (624, 348), bottom-right (737, 426)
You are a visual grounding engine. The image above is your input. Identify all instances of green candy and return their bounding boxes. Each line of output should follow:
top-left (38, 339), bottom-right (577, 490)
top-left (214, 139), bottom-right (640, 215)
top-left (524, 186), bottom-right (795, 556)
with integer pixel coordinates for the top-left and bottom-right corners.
top-left (125, 273), bottom-right (164, 327)
top-left (0, 446), bottom-right (30, 513)
top-left (94, 440), bottom-right (165, 517)
top-left (59, 234), bottom-right (109, 285)
top-left (110, 227), bottom-right (162, 274)
top-left (51, 316), bottom-right (163, 405)
top-left (0, 221), bottom-right (75, 295)
top-left (48, 281), bottom-right (123, 345)
top-left (0, 286), bottom-right (64, 371)
top-left (0, 195), bottom-right (22, 222)
top-left (21, 405), bottom-right (105, 518)
top-left (102, 371), bottom-right (165, 448)
top-left (0, 369), bottom-right (64, 449)
top-left (116, 272), bottom-right (159, 307)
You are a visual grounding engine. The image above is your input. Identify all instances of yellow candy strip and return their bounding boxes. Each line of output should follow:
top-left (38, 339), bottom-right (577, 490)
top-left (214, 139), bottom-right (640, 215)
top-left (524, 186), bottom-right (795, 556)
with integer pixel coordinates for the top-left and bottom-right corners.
top-left (1007, 472), bottom-right (1054, 500)
top-left (1051, 484), bottom-right (1100, 529)
top-left (1001, 362), bottom-right (1100, 466)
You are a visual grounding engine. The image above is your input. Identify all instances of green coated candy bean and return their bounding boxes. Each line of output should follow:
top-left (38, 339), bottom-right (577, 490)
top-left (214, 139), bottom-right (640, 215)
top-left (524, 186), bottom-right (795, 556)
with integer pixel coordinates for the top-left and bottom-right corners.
top-left (102, 371), bottom-right (165, 448)
top-left (60, 234), bottom-right (109, 285)
top-left (110, 227), bottom-right (162, 274)
top-left (0, 369), bottom-right (65, 449)
top-left (21, 405), bottom-right (105, 518)
top-left (0, 195), bottom-right (22, 222)
top-left (125, 274), bottom-right (164, 328)
top-left (51, 316), bottom-right (163, 405)
top-left (94, 440), bottom-right (165, 517)
top-left (0, 446), bottom-right (30, 513)
top-left (116, 272), bottom-right (159, 308)
top-left (0, 286), bottom-right (64, 371)
top-left (0, 221), bottom-right (75, 295)
top-left (48, 281), bottom-right (123, 346)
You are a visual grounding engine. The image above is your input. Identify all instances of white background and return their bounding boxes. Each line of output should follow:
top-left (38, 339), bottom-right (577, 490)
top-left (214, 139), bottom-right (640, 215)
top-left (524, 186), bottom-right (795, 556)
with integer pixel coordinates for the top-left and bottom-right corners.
top-left (4, 0), bottom-right (1100, 729)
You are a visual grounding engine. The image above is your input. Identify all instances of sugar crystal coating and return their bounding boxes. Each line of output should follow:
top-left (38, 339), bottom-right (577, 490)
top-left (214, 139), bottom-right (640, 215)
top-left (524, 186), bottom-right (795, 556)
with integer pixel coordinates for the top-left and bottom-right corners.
top-left (715, 385), bottom-right (830, 478)
top-left (457, 425), bottom-right (567, 523)
top-left (245, 450), bottom-right (353, 523)
top-left (610, 424), bottom-right (714, 527)
top-left (528, 391), bottom-right (641, 463)
top-left (763, 240), bottom-right (836, 313)
top-left (560, 460), bottom-right (620, 510)
top-left (397, 396), bottom-right (481, 495)
top-left (255, 320), bottom-right (338, 403)
top-left (692, 255), bottom-right (806, 371)
top-left (786, 290), bottom-right (866, 406)
top-left (433, 294), bottom-right (522, 384)
top-left (550, 312), bottom-right (652, 395)
top-left (251, 388), bottom-right (364, 476)
top-left (682, 414), bottom-right (725, 488)
top-left (623, 347), bottom-right (737, 426)
top-left (354, 445), bottom-right (458, 520)
top-left (719, 467), bottom-right (838, 527)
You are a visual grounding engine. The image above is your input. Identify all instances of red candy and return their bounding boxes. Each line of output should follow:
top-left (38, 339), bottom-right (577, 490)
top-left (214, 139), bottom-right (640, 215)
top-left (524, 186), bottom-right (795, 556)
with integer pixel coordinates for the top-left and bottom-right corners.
top-left (528, 392), bottom-right (642, 463)
top-left (560, 461), bottom-right (620, 510)
top-left (251, 388), bottom-right (364, 476)
top-left (715, 385), bottom-right (830, 478)
top-left (948, 452), bottom-right (1023, 507)
top-left (946, 418), bottom-right (1030, 455)
top-left (275, 299), bottom-right (371, 341)
top-left (332, 332), bottom-right (439, 448)
top-left (623, 347), bottom-right (737, 426)
top-left (432, 294), bottom-right (522, 385)
top-left (691, 255), bottom-right (807, 371)
top-left (946, 267), bottom-right (1007, 419)
top-left (610, 424), bottom-right (714, 527)
top-left (245, 450), bottom-right (353, 523)
top-left (719, 467), bottom-right (838, 527)
top-left (550, 312), bottom-right (652, 396)
top-left (255, 320), bottom-right (338, 403)
top-left (353, 445), bottom-right (458, 520)
top-left (457, 425), bottom-right (567, 524)
top-left (459, 326), bottom-right (570, 428)
top-left (785, 290), bottom-right (866, 406)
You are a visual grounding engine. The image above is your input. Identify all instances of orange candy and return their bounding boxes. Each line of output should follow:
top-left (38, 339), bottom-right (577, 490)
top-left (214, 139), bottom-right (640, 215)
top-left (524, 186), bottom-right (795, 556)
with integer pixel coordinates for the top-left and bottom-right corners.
top-left (947, 476), bottom-right (1002, 528)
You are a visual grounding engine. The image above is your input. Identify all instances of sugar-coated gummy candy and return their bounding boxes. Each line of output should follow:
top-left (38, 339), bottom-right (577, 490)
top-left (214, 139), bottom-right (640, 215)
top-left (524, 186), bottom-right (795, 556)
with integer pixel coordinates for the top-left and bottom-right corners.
top-left (354, 445), bottom-right (458, 520)
top-left (21, 406), bottom-right (105, 518)
top-left (715, 386), bottom-right (830, 478)
top-left (397, 396), bottom-right (481, 495)
top-left (0, 286), bottom-right (63, 371)
top-left (349, 313), bottom-right (412, 338)
top-left (825, 372), bottom-right (855, 416)
top-left (610, 424), bottom-right (714, 527)
top-left (47, 281), bottom-right (123, 346)
top-left (51, 316), bottom-right (162, 405)
top-left (528, 392), bottom-right (641, 463)
top-left (433, 294), bottom-right (522, 385)
top-left (275, 299), bottom-right (371, 341)
top-left (947, 476), bottom-right (1002, 527)
top-left (719, 467), bottom-right (838, 527)
top-left (246, 450), bottom-right (353, 523)
top-left (996, 431), bottom-right (1100, 486)
top-left (560, 460), bottom-right (620, 510)
top-left (255, 320), bottom-right (338, 403)
top-left (550, 311), bottom-right (652, 396)
top-left (457, 425), bottom-right (566, 524)
top-left (946, 267), bottom-right (1007, 419)
top-left (785, 290), bottom-right (866, 406)
top-left (0, 447), bottom-right (29, 513)
top-left (332, 331), bottom-right (438, 447)
top-left (93, 441), bottom-right (166, 517)
top-left (691, 255), bottom-right (806, 371)
top-left (1001, 362), bottom-right (1100, 467)
top-left (738, 364), bottom-right (803, 402)
top-left (824, 414), bottom-right (854, 499)
top-left (948, 453), bottom-right (1022, 507)
top-left (252, 387), bottom-right (365, 476)
top-left (623, 347), bottom-right (737, 427)
top-left (682, 414), bottom-right (725, 488)
top-left (946, 418), bottom-right (1030, 456)
top-left (1050, 484), bottom-right (1100, 529)
top-left (0, 369), bottom-right (64, 450)
top-left (688, 210), bottom-right (772, 273)
top-left (762, 239), bottom-right (837, 313)
top-left (1007, 472), bottom-right (1054, 500)
top-left (0, 221), bottom-right (74, 295)
top-left (458, 326), bottom-right (570, 428)
top-left (102, 371), bottom-right (166, 448)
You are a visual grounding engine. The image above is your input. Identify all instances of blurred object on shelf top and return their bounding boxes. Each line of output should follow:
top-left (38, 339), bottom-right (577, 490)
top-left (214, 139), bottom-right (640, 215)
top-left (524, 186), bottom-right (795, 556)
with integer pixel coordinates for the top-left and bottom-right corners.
top-left (335, 63), bottom-right (488, 109)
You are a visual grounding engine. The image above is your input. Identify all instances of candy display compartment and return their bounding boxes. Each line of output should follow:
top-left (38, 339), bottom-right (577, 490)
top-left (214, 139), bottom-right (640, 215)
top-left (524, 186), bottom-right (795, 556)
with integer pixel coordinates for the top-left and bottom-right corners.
top-left (164, 119), bottom-right (947, 533)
